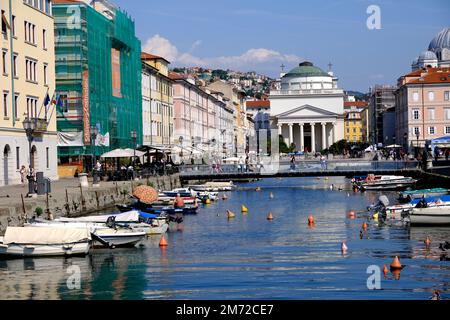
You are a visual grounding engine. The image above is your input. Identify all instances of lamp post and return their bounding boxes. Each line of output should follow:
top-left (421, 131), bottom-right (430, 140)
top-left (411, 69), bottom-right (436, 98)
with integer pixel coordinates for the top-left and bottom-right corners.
top-left (90, 126), bottom-right (99, 184)
top-left (416, 131), bottom-right (420, 158)
top-left (23, 118), bottom-right (36, 196)
top-left (178, 136), bottom-right (184, 160)
top-left (403, 132), bottom-right (408, 152)
top-left (131, 130), bottom-right (137, 179)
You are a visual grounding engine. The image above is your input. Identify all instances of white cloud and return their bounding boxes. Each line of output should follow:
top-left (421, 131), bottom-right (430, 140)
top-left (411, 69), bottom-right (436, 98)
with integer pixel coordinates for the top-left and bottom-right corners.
top-left (143, 35), bottom-right (303, 71)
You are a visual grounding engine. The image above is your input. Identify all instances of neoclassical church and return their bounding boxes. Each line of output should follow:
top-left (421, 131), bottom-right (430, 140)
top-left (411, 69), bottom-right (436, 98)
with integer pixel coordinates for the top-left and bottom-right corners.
top-left (412, 27), bottom-right (450, 70)
top-left (269, 61), bottom-right (344, 153)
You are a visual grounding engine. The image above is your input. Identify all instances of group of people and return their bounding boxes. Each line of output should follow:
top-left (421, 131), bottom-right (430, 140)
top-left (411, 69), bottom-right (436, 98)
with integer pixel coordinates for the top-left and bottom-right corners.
top-left (19, 165), bottom-right (36, 185)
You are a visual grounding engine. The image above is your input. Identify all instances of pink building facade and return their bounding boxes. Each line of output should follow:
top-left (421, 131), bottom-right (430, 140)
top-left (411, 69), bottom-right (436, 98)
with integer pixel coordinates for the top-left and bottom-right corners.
top-left (395, 67), bottom-right (450, 151)
top-left (170, 73), bottom-right (229, 160)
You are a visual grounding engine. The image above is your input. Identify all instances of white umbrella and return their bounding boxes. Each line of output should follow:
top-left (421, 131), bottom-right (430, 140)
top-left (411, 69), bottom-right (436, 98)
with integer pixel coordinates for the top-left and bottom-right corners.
top-left (100, 148), bottom-right (145, 158)
top-left (386, 144), bottom-right (402, 148)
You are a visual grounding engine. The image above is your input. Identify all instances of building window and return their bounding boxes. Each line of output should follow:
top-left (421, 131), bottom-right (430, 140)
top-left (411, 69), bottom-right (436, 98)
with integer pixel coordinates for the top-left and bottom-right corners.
top-left (413, 109), bottom-right (420, 120)
top-left (413, 92), bottom-right (419, 102)
top-left (11, 15), bottom-right (15, 37)
top-left (445, 91), bottom-right (449, 101)
top-left (43, 29), bottom-right (46, 49)
top-left (1, 10), bottom-right (8, 35)
top-left (25, 58), bottom-right (37, 82)
top-left (43, 63), bottom-right (47, 85)
top-left (414, 127), bottom-right (420, 136)
top-left (24, 21), bottom-right (36, 44)
top-left (428, 108), bottom-right (435, 120)
top-left (445, 108), bottom-right (450, 120)
top-left (46, 147), bottom-right (49, 169)
top-left (3, 92), bottom-right (8, 117)
top-left (446, 126), bottom-right (450, 134)
top-left (429, 127), bottom-right (435, 135)
top-left (16, 147), bottom-right (20, 170)
top-left (13, 53), bottom-right (17, 77)
top-left (2, 50), bottom-right (7, 74)
top-left (428, 91), bottom-right (434, 101)
top-left (14, 94), bottom-right (18, 119)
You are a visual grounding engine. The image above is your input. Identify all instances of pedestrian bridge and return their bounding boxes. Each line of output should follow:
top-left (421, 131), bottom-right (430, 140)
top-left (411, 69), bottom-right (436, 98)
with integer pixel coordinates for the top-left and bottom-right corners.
top-left (179, 160), bottom-right (421, 182)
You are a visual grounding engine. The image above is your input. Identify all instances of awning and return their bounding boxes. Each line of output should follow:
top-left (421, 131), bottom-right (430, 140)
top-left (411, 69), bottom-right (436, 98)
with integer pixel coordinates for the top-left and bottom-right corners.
top-left (100, 148), bottom-right (145, 158)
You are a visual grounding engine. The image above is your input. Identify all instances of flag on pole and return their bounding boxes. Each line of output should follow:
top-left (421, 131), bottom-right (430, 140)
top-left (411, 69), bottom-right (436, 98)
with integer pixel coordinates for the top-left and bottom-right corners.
top-left (44, 93), bottom-right (50, 106)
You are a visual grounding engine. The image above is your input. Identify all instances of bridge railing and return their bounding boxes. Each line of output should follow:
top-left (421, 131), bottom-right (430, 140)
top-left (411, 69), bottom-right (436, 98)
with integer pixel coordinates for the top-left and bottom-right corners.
top-left (179, 160), bottom-right (420, 176)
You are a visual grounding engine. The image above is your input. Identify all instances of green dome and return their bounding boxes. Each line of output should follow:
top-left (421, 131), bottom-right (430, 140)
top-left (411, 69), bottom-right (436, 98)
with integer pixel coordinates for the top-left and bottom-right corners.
top-left (284, 61), bottom-right (330, 78)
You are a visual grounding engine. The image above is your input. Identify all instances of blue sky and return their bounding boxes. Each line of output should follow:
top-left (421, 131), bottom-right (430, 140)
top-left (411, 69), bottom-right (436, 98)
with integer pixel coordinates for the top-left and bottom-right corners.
top-left (114, 0), bottom-right (449, 92)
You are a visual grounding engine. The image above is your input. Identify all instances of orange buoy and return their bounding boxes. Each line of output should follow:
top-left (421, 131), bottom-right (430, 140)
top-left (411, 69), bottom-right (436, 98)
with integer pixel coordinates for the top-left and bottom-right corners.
top-left (308, 215), bottom-right (314, 225)
top-left (348, 211), bottom-right (356, 218)
top-left (359, 231), bottom-right (363, 239)
top-left (159, 235), bottom-right (168, 247)
top-left (267, 212), bottom-right (274, 220)
top-left (383, 264), bottom-right (389, 275)
top-left (341, 241), bottom-right (348, 252)
top-left (227, 209), bottom-right (236, 219)
top-left (362, 222), bottom-right (368, 231)
top-left (390, 256), bottom-right (402, 270)
top-left (424, 236), bottom-right (432, 247)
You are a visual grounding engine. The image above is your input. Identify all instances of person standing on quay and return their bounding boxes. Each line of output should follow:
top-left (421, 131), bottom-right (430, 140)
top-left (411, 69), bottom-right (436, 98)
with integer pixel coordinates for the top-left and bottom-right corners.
top-left (19, 165), bottom-right (27, 184)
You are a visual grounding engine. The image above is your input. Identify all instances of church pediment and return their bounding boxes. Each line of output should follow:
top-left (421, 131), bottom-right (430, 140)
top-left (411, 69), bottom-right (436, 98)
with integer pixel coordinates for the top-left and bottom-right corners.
top-left (276, 104), bottom-right (338, 118)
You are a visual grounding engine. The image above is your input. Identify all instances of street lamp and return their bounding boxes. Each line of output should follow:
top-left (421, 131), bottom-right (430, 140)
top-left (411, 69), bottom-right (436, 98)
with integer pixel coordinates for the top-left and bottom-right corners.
top-left (23, 118), bottom-right (37, 196)
top-left (178, 136), bottom-right (184, 159)
top-left (90, 126), bottom-right (99, 184)
top-left (415, 131), bottom-right (420, 158)
top-left (403, 132), bottom-right (408, 151)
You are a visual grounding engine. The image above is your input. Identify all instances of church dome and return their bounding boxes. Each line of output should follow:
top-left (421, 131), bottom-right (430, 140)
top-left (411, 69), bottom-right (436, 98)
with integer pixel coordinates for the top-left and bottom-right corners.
top-left (418, 50), bottom-right (438, 60)
top-left (284, 61), bottom-right (330, 78)
top-left (428, 27), bottom-right (450, 52)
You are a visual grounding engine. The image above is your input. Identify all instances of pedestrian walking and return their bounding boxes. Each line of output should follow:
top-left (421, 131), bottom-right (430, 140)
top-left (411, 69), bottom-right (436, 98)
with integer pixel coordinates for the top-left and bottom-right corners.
top-left (19, 165), bottom-right (27, 184)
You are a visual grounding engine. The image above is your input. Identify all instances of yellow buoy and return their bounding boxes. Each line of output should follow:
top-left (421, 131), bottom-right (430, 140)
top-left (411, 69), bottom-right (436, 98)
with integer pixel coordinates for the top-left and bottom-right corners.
top-left (205, 199), bottom-right (211, 204)
top-left (241, 205), bottom-right (248, 213)
top-left (373, 212), bottom-right (379, 221)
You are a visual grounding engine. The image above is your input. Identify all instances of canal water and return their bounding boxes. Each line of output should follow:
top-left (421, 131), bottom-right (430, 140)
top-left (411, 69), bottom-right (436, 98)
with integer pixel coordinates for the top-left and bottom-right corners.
top-left (0, 177), bottom-right (449, 300)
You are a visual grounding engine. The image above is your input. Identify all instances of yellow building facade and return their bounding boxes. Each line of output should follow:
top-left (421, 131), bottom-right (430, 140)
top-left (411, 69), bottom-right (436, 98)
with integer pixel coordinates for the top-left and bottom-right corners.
top-left (0, 0), bottom-right (57, 186)
top-left (141, 52), bottom-right (173, 147)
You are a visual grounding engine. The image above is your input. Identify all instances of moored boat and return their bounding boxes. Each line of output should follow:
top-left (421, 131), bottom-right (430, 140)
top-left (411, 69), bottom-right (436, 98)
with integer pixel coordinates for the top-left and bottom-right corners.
top-left (398, 188), bottom-right (450, 203)
top-left (354, 175), bottom-right (417, 191)
top-left (409, 205), bottom-right (450, 225)
top-left (0, 227), bottom-right (91, 257)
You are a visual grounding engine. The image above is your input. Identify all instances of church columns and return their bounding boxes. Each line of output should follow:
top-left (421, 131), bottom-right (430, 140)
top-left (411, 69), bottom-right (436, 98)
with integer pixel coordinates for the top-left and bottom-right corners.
top-left (299, 123), bottom-right (304, 152)
top-left (288, 123), bottom-right (293, 146)
top-left (321, 122), bottom-right (327, 150)
top-left (332, 122), bottom-right (336, 145)
top-left (277, 123), bottom-right (282, 135)
top-left (310, 122), bottom-right (316, 153)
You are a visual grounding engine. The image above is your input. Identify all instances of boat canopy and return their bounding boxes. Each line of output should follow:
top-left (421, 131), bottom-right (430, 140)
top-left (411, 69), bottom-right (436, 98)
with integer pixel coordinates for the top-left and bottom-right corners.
top-left (429, 136), bottom-right (450, 156)
top-left (56, 210), bottom-right (141, 223)
top-left (3, 227), bottom-right (91, 245)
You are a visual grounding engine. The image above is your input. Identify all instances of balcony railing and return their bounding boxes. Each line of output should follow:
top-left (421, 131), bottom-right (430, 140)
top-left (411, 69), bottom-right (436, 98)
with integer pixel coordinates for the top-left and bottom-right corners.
top-left (270, 89), bottom-right (344, 96)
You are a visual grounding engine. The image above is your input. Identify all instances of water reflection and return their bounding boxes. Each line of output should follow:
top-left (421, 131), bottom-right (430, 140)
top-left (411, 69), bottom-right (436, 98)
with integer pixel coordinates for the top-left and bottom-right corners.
top-left (0, 177), bottom-right (449, 299)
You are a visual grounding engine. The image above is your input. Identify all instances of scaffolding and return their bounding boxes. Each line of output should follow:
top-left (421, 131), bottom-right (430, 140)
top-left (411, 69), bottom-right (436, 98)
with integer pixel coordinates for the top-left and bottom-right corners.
top-left (54, 3), bottom-right (142, 163)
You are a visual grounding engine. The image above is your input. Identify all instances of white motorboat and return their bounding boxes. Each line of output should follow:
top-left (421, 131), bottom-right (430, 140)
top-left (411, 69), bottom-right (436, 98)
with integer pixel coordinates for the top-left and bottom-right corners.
top-left (0, 227), bottom-right (91, 257)
top-left (55, 210), bottom-right (141, 224)
top-left (91, 228), bottom-right (146, 248)
top-left (354, 175), bottom-right (417, 191)
top-left (197, 191), bottom-right (219, 201)
top-left (409, 205), bottom-right (450, 225)
top-left (26, 218), bottom-right (148, 248)
top-left (190, 181), bottom-right (235, 192)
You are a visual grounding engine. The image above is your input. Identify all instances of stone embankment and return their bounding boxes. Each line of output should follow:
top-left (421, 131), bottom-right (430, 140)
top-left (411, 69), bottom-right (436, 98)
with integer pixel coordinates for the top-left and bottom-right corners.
top-left (0, 174), bottom-right (181, 235)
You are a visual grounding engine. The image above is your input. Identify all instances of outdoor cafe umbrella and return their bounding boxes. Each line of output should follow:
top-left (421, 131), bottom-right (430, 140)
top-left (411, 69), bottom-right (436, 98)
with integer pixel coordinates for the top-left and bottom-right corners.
top-left (132, 185), bottom-right (158, 204)
top-left (100, 148), bottom-right (145, 158)
top-left (386, 144), bottom-right (402, 148)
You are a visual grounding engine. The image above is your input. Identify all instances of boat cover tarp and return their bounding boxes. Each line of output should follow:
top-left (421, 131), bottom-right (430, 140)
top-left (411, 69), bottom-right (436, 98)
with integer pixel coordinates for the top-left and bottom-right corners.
top-left (410, 195), bottom-right (450, 205)
top-left (56, 210), bottom-right (140, 223)
top-left (3, 227), bottom-right (91, 245)
top-left (138, 211), bottom-right (158, 219)
top-left (401, 188), bottom-right (449, 195)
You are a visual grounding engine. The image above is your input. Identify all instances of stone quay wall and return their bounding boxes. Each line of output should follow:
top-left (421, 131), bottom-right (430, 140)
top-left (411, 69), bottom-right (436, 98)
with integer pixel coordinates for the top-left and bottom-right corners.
top-left (0, 174), bottom-right (181, 235)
